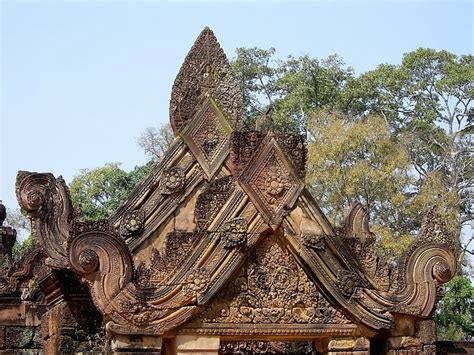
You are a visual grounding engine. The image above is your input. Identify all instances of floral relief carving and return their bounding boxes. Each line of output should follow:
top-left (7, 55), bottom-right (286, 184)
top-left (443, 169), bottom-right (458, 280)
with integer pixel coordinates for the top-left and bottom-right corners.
top-left (118, 299), bottom-right (166, 327)
top-left (195, 176), bottom-right (235, 230)
top-left (159, 167), bottom-right (185, 194)
top-left (220, 340), bottom-right (313, 354)
top-left (169, 27), bottom-right (243, 134)
top-left (197, 236), bottom-right (350, 324)
top-left (183, 268), bottom-right (210, 297)
top-left (221, 218), bottom-right (248, 248)
top-left (134, 231), bottom-right (202, 288)
top-left (180, 97), bottom-right (233, 179)
top-left (238, 140), bottom-right (304, 228)
top-left (119, 210), bottom-right (145, 238)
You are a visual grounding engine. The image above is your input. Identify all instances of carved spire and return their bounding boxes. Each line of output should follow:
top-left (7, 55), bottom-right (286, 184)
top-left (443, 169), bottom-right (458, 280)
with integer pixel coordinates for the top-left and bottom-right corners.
top-left (169, 27), bottom-right (243, 135)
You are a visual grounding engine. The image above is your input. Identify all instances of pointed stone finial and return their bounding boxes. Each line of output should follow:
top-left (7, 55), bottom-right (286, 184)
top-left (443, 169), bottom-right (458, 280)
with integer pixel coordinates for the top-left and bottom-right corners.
top-left (169, 27), bottom-right (243, 134)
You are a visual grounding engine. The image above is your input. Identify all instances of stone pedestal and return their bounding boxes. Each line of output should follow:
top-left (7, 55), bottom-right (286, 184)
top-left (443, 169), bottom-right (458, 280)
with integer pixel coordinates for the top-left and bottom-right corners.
top-left (170, 335), bottom-right (220, 355)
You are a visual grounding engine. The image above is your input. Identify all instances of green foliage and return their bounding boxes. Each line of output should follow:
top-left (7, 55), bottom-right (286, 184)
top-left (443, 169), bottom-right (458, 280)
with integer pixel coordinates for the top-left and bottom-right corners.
top-left (435, 275), bottom-right (474, 341)
top-left (69, 162), bottom-right (153, 220)
top-left (232, 46), bottom-right (473, 265)
top-left (306, 110), bottom-right (414, 260)
top-left (231, 48), bottom-right (353, 132)
top-left (12, 233), bottom-right (35, 257)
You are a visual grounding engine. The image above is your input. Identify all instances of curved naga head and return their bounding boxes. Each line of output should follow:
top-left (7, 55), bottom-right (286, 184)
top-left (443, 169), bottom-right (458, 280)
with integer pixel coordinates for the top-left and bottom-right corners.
top-left (16, 171), bottom-right (73, 268)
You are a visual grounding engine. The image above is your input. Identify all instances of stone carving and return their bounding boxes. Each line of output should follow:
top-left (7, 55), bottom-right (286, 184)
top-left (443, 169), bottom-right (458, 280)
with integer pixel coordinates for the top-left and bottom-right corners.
top-left (230, 131), bottom-right (266, 177)
top-left (230, 132), bottom-right (306, 180)
top-left (135, 231), bottom-right (202, 288)
top-left (159, 167), bottom-right (185, 194)
top-left (9, 28), bottom-right (459, 351)
top-left (220, 340), bottom-right (313, 354)
top-left (195, 176), bottom-right (235, 230)
top-left (180, 96), bottom-right (233, 179)
top-left (197, 236), bottom-right (350, 324)
top-left (274, 133), bottom-right (306, 180)
top-left (238, 138), bottom-right (304, 229)
top-left (16, 171), bottom-right (73, 268)
top-left (340, 203), bottom-right (390, 290)
top-left (183, 268), bottom-right (211, 297)
top-left (220, 218), bottom-right (248, 248)
top-left (118, 300), bottom-right (166, 327)
top-left (170, 27), bottom-right (243, 134)
top-left (337, 270), bottom-right (362, 297)
top-left (119, 210), bottom-right (145, 238)
top-left (301, 234), bottom-right (325, 250)
top-left (0, 247), bottom-right (45, 295)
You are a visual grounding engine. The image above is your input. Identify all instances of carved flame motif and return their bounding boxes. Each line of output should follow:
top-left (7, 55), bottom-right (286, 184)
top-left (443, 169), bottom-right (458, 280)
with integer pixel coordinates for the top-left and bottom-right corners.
top-left (170, 27), bottom-right (243, 134)
top-left (180, 97), bottom-right (233, 179)
top-left (239, 139), bottom-right (304, 229)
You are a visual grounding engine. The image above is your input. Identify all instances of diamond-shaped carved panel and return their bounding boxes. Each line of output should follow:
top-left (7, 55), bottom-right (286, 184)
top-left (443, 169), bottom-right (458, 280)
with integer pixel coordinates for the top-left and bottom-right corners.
top-left (239, 137), bottom-right (304, 229)
top-left (181, 96), bottom-right (233, 179)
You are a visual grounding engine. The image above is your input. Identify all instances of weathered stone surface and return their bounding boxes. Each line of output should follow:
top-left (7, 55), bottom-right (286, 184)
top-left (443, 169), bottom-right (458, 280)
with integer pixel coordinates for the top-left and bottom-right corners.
top-left (3, 27), bottom-right (458, 354)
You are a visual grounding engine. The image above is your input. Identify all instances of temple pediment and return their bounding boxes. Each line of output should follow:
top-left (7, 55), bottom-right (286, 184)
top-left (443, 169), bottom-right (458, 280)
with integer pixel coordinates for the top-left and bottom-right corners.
top-left (14, 27), bottom-right (457, 354)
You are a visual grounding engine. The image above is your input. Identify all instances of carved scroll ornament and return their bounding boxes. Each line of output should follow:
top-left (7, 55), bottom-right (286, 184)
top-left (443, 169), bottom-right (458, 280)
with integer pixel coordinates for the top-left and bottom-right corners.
top-left (16, 171), bottom-right (73, 268)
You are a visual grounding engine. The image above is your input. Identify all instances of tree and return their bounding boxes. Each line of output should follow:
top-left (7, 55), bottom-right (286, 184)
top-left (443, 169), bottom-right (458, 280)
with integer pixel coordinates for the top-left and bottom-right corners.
top-left (435, 275), bottom-right (474, 340)
top-left (137, 123), bottom-right (174, 161)
top-left (231, 48), bottom-right (353, 132)
top-left (306, 110), bottom-right (414, 259)
top-left (232, 47), bottom-right (278, 126)
top-left (233, 47), bottom-right (472, 264)
top-left (69, 162), bottom-right (153, 220)
top-left (5, 207), bottom-right (35, 256)
top-left (345, 49), bottom-right (473, 262)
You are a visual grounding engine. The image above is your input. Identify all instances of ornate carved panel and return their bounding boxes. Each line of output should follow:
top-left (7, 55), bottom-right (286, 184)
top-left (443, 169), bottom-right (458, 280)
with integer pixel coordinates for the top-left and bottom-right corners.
top-left (195, 235), bottom-right (350, 325)
top-left (238, 137), bottom-right (304, 229)
top-left (220, 341), bottom-right (313, 355)
top-left (195, 176), bottom-right (235, 230)
top-left (170, 27), bottom-right (243, 134)
top-left (135, 231), bottom-right (203, 288)
top-left (180, 96), bottom-right (233, 179)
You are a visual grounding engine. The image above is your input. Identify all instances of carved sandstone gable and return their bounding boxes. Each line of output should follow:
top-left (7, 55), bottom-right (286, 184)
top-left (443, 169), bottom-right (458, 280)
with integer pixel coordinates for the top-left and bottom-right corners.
top-left (13, 27), bottom-right (458, 353)
top-left (194, 235), bottom-right (351, 326)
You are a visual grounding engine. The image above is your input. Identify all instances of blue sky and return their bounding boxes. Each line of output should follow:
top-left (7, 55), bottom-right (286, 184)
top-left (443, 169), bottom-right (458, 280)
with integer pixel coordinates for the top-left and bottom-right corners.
top-left (1, 0), bottom-right (473, 211)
